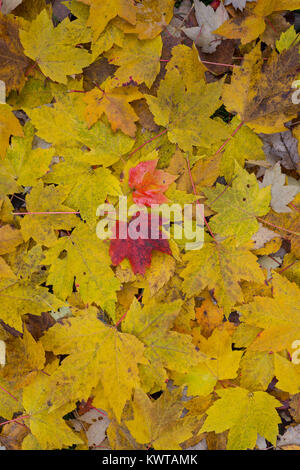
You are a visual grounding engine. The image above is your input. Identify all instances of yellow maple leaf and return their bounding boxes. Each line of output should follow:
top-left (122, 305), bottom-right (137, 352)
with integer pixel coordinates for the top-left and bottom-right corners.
top-left (20, 181), bottom-right (79, 247)
top-left (0, 224), bottom-right (23, 255)
top-left (122, 298), bottom-right (201, 392)
top-left (239, 272), bottom-right (300, 353)
top-left (204, 162), bottom-right (271, 244)
top-left (27, 93), bottom-right (134, 165)
top-left (104, 35), bottom-right (162, 89)
top-left (4, 121), bottom-right (55, 187)
top-left (273, 353), bottom-right (300, 394)
top-left (172, 328), bottom-right (243, 396)
top-left (182, 237), bottom-right (265, 314)
top-left (0, 103), bottom-right (23, 159)
top-left (44, 223), bottom-right (120, 320)
top-left (215, 0), bottom-right (300, 45)
top-left (125, 388), bottom-right (198, 450)
top-left (146, 68), bottom-right (229, 151)
top-left (22, 363), bottom-right (82, 450)
top-left (113, 0), bottom-right (174, 40)
top-left (165, 43), bottom-right (207, 88)
top-left (1, 326), bottom-right (45, 390)
top-left (201, 387), bottom-right (281, 450)
top-left (219, 117), bottom-right (265, 182)
top-left (195, 297), bottom-right (224, 338)
top-left (20, 9), bottom-right (92, 84)
top-left (0, 277), bottom-right (64, 331)
top-left (84, 86), bottom-right (143, 136)
top-left (41, 310), bottom-right (147, 420)
top-left (0, 376), bottom-right (22, 420)
top-left (239, 350), bottom-right (274, 391)
top-left (43, 148), bottom-right (122, 226)
top-left (79, 0), bottom-right (136, 41)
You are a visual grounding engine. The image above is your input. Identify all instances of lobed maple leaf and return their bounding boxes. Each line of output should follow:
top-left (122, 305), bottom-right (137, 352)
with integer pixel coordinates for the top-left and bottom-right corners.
top-left (239, 350), bottom-right (274, 392)
top-left (182, 237), bottom-right (265, 314)
top-left (84, 86), bottom-right (143, 136)
top-left (173, 328), bottom-right (243, 396)
top-left (109, 213), bottom-right (173, 276)
top-left (4, 121), bottom-right (55, 187)
top-left (22, 363), bottom-right (83, 450)
top-left (79, 0), bottom-right (136, 41)
top-left (201, 387), bottom-right (281, 450)
top-left (27, 93), bottom-right (134, 167)
top-left (215, 0), bottom-right (300, 45)
top-left (204, 162), bottom-right (271, 244)
top-left (222, 42), bottom-right (300, 133)
top-left (104, 34), bottom-right (162, 89)
top-left (124, 388), bottom-right (198, 450)
top-left (128, 159), bottom-right (176, 206)
top-left (20, 9), bottom-right (92, 84)
top-left (113, 0), bottom-right (174, 40)
top-left (146, 68), bottom-right (229, 151)
top-left (41, 310), bottom-right (147, 421)
top-left (239, 272), bottom-right (300, 353)
top-left (20, 181), bottom-right (79, 247)
top-left (44, 223), bottom-right (120, 320)
top-left (1, 326), bottom-right (45, 390)
top-left (0, 13), bottom-right (31, 92)
top-left (122, 298), bottom-right (201, 392)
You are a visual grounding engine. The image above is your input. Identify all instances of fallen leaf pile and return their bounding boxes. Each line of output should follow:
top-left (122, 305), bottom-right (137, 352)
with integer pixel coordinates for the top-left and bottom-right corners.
top-left (1, 0), bottom-right (300, 451)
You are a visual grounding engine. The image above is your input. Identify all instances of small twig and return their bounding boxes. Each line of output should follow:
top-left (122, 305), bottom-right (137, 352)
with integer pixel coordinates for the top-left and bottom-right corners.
top-left (278, 261), bottom-right (297, 274)
top-left (12, 211), bottom-right (80, 216)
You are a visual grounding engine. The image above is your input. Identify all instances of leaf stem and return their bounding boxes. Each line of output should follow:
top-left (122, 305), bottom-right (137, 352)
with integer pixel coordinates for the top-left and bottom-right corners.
top-left (257, 217), bottom-right (300, 237)
top-left (0, 415), bottom-right (30, 428)
top-left (212, 120), bottom-right (245, 158)
top-left (127, 129), bottom-right (168, 159)
top-left (0, 384), bottom-right (18, 402)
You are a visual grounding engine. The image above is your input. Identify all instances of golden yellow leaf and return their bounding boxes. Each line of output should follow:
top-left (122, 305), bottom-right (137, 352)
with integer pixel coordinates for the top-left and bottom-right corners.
top-left (239, 272), bottom-right (300, 352)
top-left (146, 68), bottom-right (228, 151)
top-left (173, 328), bottom-right (243, 396)
top-left (84, 86), bottom-right (143, 136)
top-left (0, 225), bottom-right (23, 255)
top-left (0, 103), bottom-right (23, 159)
top-left (41, 310), bottom-right (147, 420)
top-left (104, 35), bottom-right (162, 89)
top-left (114, 0), bottom-right (173, 39)
top-left (79, 0), bottom-right (136, 41)
top-left (201, 387), bottom-right (281, 450)
top-left (182, 238), bottom-right (265, 314)
top-left (125, 388), bottom-right (198, 450)
top-left (20, 9), bottom-right (92, 83)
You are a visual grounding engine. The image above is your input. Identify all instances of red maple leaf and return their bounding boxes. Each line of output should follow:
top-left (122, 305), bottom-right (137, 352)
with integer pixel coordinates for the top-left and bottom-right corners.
top-left (109, 213), bottom-right (172, 275)
top-left (128, 159), bottom-right (176, 206)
